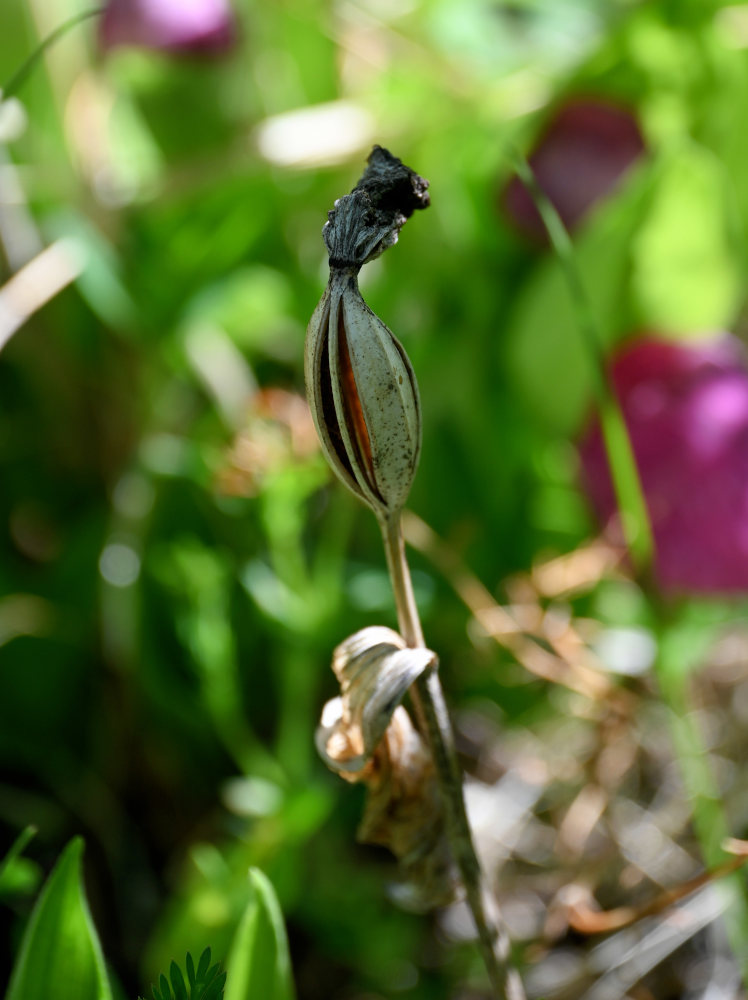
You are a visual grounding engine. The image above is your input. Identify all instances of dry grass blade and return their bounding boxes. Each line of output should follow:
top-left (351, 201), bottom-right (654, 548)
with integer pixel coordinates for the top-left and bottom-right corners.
top-left (0, 239), bottom-right (83, 352)
top-left (402, 511), bottom-right (617, 703)
top-left (566, 854), bottom-right (748, 934)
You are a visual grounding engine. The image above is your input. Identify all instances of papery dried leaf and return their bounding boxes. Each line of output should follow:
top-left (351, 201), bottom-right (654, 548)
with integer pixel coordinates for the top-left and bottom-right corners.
top-left (359, 707), bottom-right (455, 911)
top-left (317, 626), bottom-right (435, 774)
top-left (316, 626), bottom-right (455, 910)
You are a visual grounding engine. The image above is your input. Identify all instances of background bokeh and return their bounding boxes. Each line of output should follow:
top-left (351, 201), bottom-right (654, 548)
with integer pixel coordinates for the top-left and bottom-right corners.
top-left (4, 1), bottom-right (748, 998)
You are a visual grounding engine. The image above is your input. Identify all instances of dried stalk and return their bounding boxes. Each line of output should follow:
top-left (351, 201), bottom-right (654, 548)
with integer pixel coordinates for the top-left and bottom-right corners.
top-left (380, 509), bottom-right (525, 1000)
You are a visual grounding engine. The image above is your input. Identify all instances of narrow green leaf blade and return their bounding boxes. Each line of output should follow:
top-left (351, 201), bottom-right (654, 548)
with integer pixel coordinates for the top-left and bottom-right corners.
top-left (196, 948), bottom-right (212, 983)
top-left (185, 952), bottom-right (196, 988)
top-left (170, 961), bottom-right (188, 1000)
top-left (5, 837), bottom-right (112, 1000)
top-left (205, 970), bottom-right (227, 1000)
top-left (224, 868), bottom-right (295, 1000)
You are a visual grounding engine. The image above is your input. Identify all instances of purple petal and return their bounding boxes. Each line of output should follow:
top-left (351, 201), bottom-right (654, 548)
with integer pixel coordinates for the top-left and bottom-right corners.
top-left (503, 98), bottom-right (645, 241)
top-left (99, 0), bottom-right (237, 54)
top-left (579, 335), bottom-right (748, 594)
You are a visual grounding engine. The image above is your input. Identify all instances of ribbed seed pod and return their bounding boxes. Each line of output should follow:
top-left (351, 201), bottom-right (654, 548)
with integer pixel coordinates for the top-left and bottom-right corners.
top-left (305, 147), bottom-right (429, 520)
top-left (305, 268), bottom-right (421, 519)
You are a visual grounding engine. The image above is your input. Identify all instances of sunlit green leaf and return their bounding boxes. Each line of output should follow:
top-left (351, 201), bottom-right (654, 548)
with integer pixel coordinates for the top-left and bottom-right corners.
top-left (224, 868), bottom-right (295, 1000)
top-left (504, 170), bottom-right (649, 433)
top-left (631, 144), bottom-right (741, 335)
top-left (0, 826), bottom-right (36, 894)
top-left (5, 838), bottom-right (112, 1000)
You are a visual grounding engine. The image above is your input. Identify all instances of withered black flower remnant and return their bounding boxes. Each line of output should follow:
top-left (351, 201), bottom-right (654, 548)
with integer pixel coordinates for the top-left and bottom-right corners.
top-left (305, 147), bottom-right (429, 520)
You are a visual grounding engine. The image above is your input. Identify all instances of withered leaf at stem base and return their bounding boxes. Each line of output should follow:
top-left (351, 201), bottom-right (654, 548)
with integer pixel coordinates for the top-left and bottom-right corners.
top-left (316, 627), bottom-right (456, 911)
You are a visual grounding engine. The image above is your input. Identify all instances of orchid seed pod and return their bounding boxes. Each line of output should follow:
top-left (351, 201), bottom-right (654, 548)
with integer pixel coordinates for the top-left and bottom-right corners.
top-left (305, 271), bottom-right (421, 518)
top-left (305, 147), bottom-right (429, 520)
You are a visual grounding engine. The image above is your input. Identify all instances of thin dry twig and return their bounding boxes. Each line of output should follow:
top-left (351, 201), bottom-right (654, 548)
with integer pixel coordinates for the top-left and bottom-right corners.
top-left (381, 510), bottom-right (526, 1000)
top-left (567, 853), bottom-right (748, 934)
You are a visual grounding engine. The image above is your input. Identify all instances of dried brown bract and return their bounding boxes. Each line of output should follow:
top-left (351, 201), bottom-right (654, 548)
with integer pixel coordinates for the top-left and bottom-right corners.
top-left (317, 627), bottom-right (455, 910)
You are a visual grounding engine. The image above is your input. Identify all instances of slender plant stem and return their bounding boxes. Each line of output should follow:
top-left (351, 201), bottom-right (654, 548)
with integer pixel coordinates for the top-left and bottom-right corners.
top-left (506, 146), bottom-right (654, 575)
top-left (1, 9), bottom-right (103, 101)
top-left (380, 510), bottom-right (526, 1000)
top-left (654, 617), bottom-right (748, 987)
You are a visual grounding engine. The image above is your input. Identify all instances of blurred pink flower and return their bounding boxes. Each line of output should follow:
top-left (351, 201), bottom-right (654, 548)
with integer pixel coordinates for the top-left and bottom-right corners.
top-left (99, 0), bottom-right (236, 54)
top-left (580, 335), bottom-right (748, 594)
top-left (504, 98), bottom-right (645, 241)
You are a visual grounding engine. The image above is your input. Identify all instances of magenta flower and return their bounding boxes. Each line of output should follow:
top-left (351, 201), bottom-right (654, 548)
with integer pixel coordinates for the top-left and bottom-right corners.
top-left (580, 335), bottom-right (748, 593)
top-left (99, 0), bottom-right (236, 54)
top-left (503, 98), bottom-right (645, 241)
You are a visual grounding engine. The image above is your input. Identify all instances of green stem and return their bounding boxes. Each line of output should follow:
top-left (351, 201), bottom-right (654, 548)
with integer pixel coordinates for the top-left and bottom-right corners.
top-left (275, 641), bottom-right (318, 782)
top-left (654, 619), bottom-right (748, 985)
top-left (380, 510), bottom-right (526, 1000)
top-left (506, 146), bottom-right (654, 573)
top-left (1, 8), bottom-right (103, 101)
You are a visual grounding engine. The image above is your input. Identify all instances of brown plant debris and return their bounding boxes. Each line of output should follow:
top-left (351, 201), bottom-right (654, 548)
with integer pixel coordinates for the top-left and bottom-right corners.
top-left (565, 851), bottom-right (748, 934)
top-left (316, 626), bottom-right (456, 910)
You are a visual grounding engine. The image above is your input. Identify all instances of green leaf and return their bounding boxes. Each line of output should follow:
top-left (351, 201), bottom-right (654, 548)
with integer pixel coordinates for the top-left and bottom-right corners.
top-left (45, 211), bottom-right (140, 333)
top-left (196, 949), bottom-right (212, 984)
top-left (504, 168), bottom-right (649, 433)
top-left (224, 869), bottom-right (295, 1000)
top-left (140, 950), bottom-right (224, 1000)
top-left (169, 962), bottom-right (188, 1000)
top-left (0, 826), bottom-right (39, 899)
top-left (631, 143), bottom-right (741, 335)
top-left (5, 837), bottom-right (112, 1000)
top-left (186, 953), bottom-right (197, 988)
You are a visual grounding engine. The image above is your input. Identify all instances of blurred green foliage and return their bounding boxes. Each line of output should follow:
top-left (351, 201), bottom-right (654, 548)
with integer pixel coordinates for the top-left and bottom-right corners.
top-left (3, 0), bottom-right (748, 997)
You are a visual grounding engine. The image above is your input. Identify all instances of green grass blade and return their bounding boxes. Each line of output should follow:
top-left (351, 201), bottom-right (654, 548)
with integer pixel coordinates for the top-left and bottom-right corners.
top-left (5, 837), bottom-right (112, 1000)
top-left (224, 868), bottom-right (295, 1000)
top-left (507, 144), bottom-right (654, 573)
top-left (1, 9), bottom-right (103, 100)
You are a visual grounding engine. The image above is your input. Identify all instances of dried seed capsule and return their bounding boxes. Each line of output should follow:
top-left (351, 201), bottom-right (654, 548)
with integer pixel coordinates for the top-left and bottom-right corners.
top-left (305, 269), bottom-right (421, 518)
top-left (305, 148), bottom-right (428, 519)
